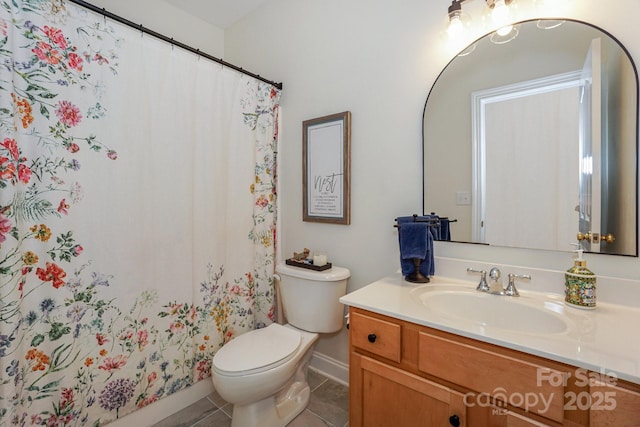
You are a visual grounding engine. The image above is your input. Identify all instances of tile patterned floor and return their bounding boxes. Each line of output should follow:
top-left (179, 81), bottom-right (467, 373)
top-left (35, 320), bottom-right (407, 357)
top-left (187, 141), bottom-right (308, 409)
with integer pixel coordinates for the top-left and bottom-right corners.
top-left (151, 369), bottom-right (349, 427)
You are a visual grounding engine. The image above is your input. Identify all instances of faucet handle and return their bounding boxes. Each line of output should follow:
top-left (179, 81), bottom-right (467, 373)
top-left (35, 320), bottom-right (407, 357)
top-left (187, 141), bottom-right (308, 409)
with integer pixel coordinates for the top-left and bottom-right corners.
top-left (467, 268), bottom-right (490, 292)
top-left (505, 273), bottom-right (531, 297)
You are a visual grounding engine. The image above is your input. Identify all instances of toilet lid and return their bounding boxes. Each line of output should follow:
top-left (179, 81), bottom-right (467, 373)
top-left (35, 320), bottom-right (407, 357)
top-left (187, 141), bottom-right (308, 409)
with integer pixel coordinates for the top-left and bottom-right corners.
top-left (213, 323), bottom-right (301, 375)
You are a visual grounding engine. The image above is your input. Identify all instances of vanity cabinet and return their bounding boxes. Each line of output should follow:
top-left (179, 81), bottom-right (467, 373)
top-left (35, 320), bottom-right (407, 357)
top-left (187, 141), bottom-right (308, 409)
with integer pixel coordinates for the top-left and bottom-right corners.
top-left (348, 307), bottom-right (640, 426)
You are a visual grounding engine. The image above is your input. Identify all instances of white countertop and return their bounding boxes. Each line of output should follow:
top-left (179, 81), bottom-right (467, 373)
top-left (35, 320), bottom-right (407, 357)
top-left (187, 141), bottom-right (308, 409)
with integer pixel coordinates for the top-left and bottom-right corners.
top-left (340, 274), bottom-right (640, 385)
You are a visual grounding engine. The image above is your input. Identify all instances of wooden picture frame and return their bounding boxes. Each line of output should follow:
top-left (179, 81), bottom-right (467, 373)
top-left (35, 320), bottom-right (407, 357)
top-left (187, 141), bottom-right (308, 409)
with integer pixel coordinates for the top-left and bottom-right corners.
top-left (302, 111), bottom-right (351, 224)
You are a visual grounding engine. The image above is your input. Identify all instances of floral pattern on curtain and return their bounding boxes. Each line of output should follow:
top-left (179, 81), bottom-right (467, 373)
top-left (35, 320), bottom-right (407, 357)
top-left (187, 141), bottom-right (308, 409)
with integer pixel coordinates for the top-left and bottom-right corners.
top-left (0, 1), bottom-right (280, 425)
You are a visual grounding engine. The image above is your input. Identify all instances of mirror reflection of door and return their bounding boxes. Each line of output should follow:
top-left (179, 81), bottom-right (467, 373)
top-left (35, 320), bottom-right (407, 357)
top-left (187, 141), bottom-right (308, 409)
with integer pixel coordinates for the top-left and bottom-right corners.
top-left (578, 37), bottom-right (602, 252)
top-left (473, 74), bottom-right (581, 251)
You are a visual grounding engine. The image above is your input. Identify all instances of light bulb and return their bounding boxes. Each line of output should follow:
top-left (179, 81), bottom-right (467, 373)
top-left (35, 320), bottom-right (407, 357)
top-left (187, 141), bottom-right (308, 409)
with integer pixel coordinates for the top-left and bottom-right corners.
top-left (491, 0), bottom-right (510, 27)
top-left (447, 15), bottom-right (464, 38)
top-left (446, 0), bottom-right (470, 40)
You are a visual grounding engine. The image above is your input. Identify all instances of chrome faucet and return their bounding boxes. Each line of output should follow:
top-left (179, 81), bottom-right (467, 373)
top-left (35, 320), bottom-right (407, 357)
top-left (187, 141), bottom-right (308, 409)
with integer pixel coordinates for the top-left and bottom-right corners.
top-left (467, 267), bottom-right (531, 297)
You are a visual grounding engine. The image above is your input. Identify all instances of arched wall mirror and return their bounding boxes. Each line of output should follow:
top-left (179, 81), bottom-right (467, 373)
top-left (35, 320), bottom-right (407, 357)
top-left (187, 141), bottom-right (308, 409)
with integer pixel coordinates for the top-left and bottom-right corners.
top-left (423, 19), bottom-right (639, 256)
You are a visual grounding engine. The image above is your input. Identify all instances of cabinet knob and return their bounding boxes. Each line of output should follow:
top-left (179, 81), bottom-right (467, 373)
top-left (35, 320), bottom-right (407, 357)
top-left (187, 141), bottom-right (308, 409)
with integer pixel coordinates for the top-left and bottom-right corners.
top-left (449, 415), bottom-right (460, 427)
top-left (367, 333), bottom-right (377, 343)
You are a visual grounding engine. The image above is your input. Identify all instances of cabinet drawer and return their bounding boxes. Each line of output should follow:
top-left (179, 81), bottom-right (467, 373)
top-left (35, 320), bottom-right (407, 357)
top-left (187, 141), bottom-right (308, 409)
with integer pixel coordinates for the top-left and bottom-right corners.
top-left (351, 311), bottom-right (401, 363)
top-left (418, 332), bottom-right (566, 423)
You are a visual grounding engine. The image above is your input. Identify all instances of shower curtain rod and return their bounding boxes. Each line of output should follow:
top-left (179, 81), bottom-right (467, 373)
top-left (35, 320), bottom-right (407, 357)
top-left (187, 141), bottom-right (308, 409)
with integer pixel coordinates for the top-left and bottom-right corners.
top-left (67, 0), bottom-right (283, 90)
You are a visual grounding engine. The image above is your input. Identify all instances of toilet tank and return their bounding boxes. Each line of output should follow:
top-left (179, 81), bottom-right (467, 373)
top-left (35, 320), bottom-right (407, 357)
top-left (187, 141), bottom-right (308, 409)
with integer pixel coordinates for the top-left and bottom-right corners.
top-left (275, 262), bottom-right (350, 333)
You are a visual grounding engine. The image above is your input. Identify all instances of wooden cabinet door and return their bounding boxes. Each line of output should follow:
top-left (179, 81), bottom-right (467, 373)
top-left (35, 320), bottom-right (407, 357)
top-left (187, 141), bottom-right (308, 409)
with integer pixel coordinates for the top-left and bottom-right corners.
top-left (590, 380), bottom-right (640, 426)
top-left (351, 353), bottom-right (466, 427)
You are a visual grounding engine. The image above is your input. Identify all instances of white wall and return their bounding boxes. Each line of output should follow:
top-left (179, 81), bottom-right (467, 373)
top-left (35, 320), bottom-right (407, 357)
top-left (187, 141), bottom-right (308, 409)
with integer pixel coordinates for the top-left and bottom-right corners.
top-left (87, 0), bottom-right (224, 57)
top-left (224, 0), bottom-right (640, 365)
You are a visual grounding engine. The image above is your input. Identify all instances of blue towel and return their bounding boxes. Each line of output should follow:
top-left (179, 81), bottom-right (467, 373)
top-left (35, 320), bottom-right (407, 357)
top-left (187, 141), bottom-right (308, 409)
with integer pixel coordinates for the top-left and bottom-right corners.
top-left (396, 215), bottom-right (417, 224)
top-left (399, 222), bottom-right (428, 259)
top-left (439, 218), bottom-right (450, 241)
top-left (429, 222), bottom-right (441, 241)
top-left (398, 221), bottom-right (434, 277)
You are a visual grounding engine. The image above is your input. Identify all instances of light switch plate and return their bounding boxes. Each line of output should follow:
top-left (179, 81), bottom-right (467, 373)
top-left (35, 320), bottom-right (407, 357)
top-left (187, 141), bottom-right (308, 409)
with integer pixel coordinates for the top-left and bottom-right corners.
top-left (456, 191), bottom-right (471, 206)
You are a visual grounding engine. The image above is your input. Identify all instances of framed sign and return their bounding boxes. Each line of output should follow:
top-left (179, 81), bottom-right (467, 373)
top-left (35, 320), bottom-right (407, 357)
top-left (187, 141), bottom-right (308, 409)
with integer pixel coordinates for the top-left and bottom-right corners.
top-left (303, 111), bottom-right (351, 224)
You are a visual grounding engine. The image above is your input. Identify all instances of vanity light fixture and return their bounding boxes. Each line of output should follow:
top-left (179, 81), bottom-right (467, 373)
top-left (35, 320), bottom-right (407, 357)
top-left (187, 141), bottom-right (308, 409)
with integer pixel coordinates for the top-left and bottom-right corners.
top-left (446, 0), bottom-right (519, 44)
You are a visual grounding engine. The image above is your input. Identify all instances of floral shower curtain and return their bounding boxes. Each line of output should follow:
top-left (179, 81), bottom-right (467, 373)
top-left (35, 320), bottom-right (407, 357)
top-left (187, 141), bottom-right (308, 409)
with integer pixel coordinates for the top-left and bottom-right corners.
top-left (0, 1), bottom-right (280, 425)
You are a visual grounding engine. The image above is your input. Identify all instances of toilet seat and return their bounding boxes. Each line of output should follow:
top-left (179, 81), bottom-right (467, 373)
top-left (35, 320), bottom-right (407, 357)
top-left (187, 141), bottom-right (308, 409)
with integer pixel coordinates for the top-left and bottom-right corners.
top-left (213, 323), bottom-right (301, 377)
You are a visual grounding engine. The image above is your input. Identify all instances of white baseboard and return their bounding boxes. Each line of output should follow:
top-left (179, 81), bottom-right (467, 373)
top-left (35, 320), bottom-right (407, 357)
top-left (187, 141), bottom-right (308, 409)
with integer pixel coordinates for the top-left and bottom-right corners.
top-left (309, 351), bottom-right (349, 387)
top-left (108, 379), bottom-right (213, 427)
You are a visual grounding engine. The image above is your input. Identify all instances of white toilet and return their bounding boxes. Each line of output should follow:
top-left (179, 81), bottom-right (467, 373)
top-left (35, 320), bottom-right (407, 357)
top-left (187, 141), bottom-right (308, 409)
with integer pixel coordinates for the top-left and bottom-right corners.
top-left (211, 261), bottom-right (350, 427)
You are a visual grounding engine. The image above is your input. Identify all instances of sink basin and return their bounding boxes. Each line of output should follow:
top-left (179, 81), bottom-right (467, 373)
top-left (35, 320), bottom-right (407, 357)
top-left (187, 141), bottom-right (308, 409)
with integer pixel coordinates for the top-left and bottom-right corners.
top-left (411, 286), bottom-right (569, 334)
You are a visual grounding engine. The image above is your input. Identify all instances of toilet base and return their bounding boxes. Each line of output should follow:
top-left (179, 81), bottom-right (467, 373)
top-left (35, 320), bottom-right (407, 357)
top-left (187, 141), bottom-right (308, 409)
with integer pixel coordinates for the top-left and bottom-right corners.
top-left (231, 379), bottom-right (310, 427)
top-left (230, 352), bottom-right (313, 427)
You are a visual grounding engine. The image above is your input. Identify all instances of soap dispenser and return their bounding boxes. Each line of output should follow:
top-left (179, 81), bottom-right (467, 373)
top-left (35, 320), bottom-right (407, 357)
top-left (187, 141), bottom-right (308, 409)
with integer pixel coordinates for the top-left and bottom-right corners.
top-left (564, 243), bottom-right (596, 309)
